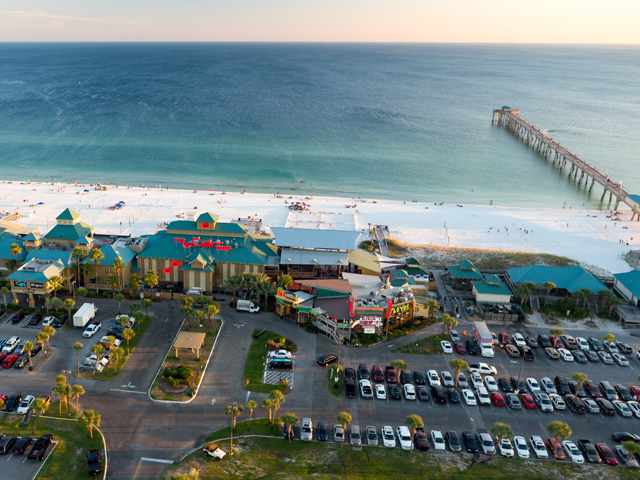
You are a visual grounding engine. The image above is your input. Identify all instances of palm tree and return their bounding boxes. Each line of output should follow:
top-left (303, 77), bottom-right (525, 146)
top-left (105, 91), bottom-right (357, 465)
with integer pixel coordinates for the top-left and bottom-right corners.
top-left (599, 289), bottom-right (612, 310)
top-left (206, 302), bottom-right (220, 331)
top-left (603, 333), bottom-right (615, 344)
top-left (134, 311), bottom-right (144, 333)
top-left (608, 296), bottom-right (621, 315)
top-left (449, 359), bottom-right (469, 387)
top-left (224, 275), bottom-right (242, 302)
top-left (89, 248), bottom-right (105, 294)
top-left (180, 298), bottom-right (194, 326)
top-left (336, 412), bottom-right (352, 447)
top-left (72, 247), bottom-right (85, 286)
top-left (269, 390), bottom-right (285, 429)
top-left (546, 421), bottom-right (572, 461)
top-left (43, 293), bottom-right (51, 315)
top-left (23, 340), bottom-right (35, 369)
top-left (144, 269), bottom-right (159, 291)
top-left (279, 275), bottom-right (293, 289)
top-left (246, 400), bottom-right (257, 430)
top-left (72, 384), bottom-right (85, 414)
top-left (49, 296), bottom-right (63, 313)
top-left (90, 344), bottom-right (105, 376)
top-left (108, 274), bottom-right (119, 297)
top-left (112, 258), bottom-right (125, 292)
top-left (81, 263), bottom-right (92, 286)
top-left (422, 299), bottom-right (440, 319)
top-left (9, 243), bottom-right (22, 265)
top-left (64, 298), bottom-right (75, 320)
top-left (572, 289), bottom-right (587, 307)
top-left (143, 298), bottom-right (153, 317)
top-left (571, 372), bottom-right (587, 393)
top-left (489, 422), bottom-right (514, 460)
top-left (52, 379), bottom-right (66, 414)
top-left (73, 342), bottom-right (83, 375)
top-left (281, 412), bottom-right (300, 444)
top-left (61, 382), bottom-right (73, 415)
top-left (261, 398), bottom-right (275, 426)
top-left (114, 293), bottom-right (125, 313)
top-left (128, 274), bottom-right (142, 297)
top-left (31, 398), bottom-right (49, 434)
top-left (48, 275), bottom-right (63, 297)
top-left (515, 285), bottom-right (529, 307)
top-left (543, 281), bottom-right (556, 307)
top-left (194, 310), bottom-right (206, 330)
top-left (80, 410), bottom-right (101, 438)
top-left (622, 441), bottom-right (640, 472)
top-left (524, 281), bottom-right (536, 304)
top-left (77, 287), bottom-right (88, 301)
top-left (112, 347), bottom-right (125, 374)
top-left (1, 286), bottom-right (9, 310)
top-left (549, 328), bottom-right (564, 348)
top-left (442, 314), bottom-right (458, 334)
top-left (123, 328), bottom-right (135, 356)
top-left (6, 259), bottom-right (17, 273)
top-left (579, 288), bottom-right (592, 307)
top-left (405, 414), bottom-right (424, 453)
top-left (35, 332), bottom-right (47, 359)
top-left (42, 325), bottom-right (55, 350)
top-left (225, 402), bottom-right (244, 453)
top-left (390, 359), bottom-right (408, 373)
top-left (257, 280), bottom-right (277, 308)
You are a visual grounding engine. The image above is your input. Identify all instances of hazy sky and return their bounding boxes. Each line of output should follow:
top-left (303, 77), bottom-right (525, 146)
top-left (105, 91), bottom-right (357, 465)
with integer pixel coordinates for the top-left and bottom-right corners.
top-left (1, 0), bottom-right (639, 43)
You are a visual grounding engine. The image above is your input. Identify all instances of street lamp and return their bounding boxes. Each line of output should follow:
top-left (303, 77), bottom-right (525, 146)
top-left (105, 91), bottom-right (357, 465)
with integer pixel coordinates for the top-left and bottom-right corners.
top-left (71, 280), bottom-right (76, 301)
top-left (515, 350), bottom-right (526, 395)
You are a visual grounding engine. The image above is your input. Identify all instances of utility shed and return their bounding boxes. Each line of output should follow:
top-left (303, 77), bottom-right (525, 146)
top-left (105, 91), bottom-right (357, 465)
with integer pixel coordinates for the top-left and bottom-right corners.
top-left (173, 332), bottom-right (207, 358)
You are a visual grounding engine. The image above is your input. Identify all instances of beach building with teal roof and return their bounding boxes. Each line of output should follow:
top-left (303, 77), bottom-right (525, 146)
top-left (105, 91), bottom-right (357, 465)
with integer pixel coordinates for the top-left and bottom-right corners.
top-left (613, 270), bottom-right (640, 307)
top-left (446, 259), bottom-right (483, 290)
top-left (472, 274), bottom-right (512, 303)
top-left (44, 208), bottom-right (94, 247)
top-left (507, 265), bottom-right (608, 298)
top-left (0, 233), bottom-right (27, 279)
top-left (81, 238), bottom-right (140, 291)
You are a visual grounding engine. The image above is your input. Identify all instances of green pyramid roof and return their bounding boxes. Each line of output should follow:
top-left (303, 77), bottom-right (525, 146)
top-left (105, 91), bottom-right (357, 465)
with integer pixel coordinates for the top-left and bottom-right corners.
top-left (56, 208), bottom-right (81, 221)
top-left (198, 213), bottom-right (219, 224)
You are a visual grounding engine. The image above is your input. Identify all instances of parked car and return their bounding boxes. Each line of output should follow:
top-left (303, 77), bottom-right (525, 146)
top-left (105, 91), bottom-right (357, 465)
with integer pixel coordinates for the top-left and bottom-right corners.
top-left (466, 339), bottom-right (480, 355)
top-left (0, 436), bottom-right (17, 455)
top-left (613, 400), bottom-right (633, 417)
top-left (462, 431), bottom-right (479, 453)
top-left (344, 368), bottom-right (356, 381)
top-left (498, 377), bottom-right (513, 393)
top-left (566, 395), bottom-right (586, 414)
top-left (87, 448), bottom-right (103, 476)
top-left (545, 348), bottom-right (560, 360)
top-left (453, 342), bottom-right (466, 354)
top-left (402, 383), bottom-right (416, 401)
top-left (562, 440), bottom-right (585, 463)
top-left (317, 354), bottom-right (337, 366)
top-left (371, 364), bottom-right (384, 382)
top-left (360, 380), bottom-right (374, 399)
top-left (585, 380), bottom-right (602, 398)
top-left (462, 389), bottom-right (476, 405)
top-left (614, 384), bottom-right (633, 402)
top-left (596, 398), bottom-right (616, 415)
top-left (399, 369), bottom-right (412, 385)
top-left (389, 385), bottom-right (402, 400)
top-left (537, 334), bottom-right (552, 348)
top-left (300, 418), bottom-right (313, 441)
top-left (333, 425), bottom-right (344, 443)
top-left (358, 364), bottom-right (370, 380)
top-left (2, 354), bottom-right (19, 369)
top-left (445, 430), bottom-right (462, 452)
top-left (588, 337), bottom-right (604, 351)
top-left (572, 350), bottom-right (587, 363)
top-left (268, 350), bottom-right (291, 360)
top-left (27, 433), bottom-right (53, 461)
top-left (457, 373), bottom-right (469, 389)
top-left (600, 381), bottom-right (619, 401)
top-left (349, 426), bottom-right (361, 446)
top-left (546, 438), bottom-right (566, 460)
top-left (317, 423), bottom-right (328, 442)
top-left (440, 371), bottom-right (455, 388)
top-left (498, 332), bottom-right (512, 345)
top-left (11, 436), bottom-right (32, 455)
top-left (505, 345), bottom-right (520, 357)
top-left (525, 336), bottom-right (539, 348)
top-left (413, 429), bottom-right (429, 451)
top-left (413, 370), bottom-right (426, 385)
top-left (476, 428), bottom-right (495, 455)
top-left (467, 363), bottom-right (497, 375)
top-left (416, 385), bottom-right (429, 401)
top-left (396, 426), bottom-right (412, 450)
top-left (5, 393), bottom-right (22, 412)
top-left (431, 386), bottom-right (448, 403)
top-left (583, 398), bottom-right (601, 414)
top-left (366, 426), bottom-right (378, 446)
top-left (612, 353), bottom-right (629, 367)
top-left (381, 426), bottom-right (396, 448)
top-left (344, 379), bottom-right (356, 397)
top-left (375, 384), bottom-right (387, 400)
top-left (440, 341), bottom-right (453, 354)
top-left (16, 395), bottom-right (35, 415)
top-left (385, 366), bottom-right (397, 384)
top-left (612, 432), bottom-right (640, 443)
top-left (512, 333), bottom-right (526, 347)
top-left (598, 351), bottom-right (614, 364)
top-left (530, 435), bottom-right (548, 459)
top-left (430, 429), bottom-right (446, 451)
top-left (498, 437), bottom-right (514, 457)
top-left (595, 443), bottom-right (618, 466)
top-left (513, 436), bottom-right (530, 458)
top-left (506, 393), bottom-right (522, 409)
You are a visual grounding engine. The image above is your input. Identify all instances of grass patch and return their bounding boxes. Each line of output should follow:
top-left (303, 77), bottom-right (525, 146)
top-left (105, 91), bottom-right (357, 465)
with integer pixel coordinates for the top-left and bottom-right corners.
top-left (327, 366), bottom-right (344, 397)
top-left (393, 333), bottom-right (448, 355)
top-left (0, 413), bottom-right (105, 480)
top-left (45, 399), bottom-right (81, 419)
top-left (204, 418), bottom-right (281, 443)
top-left (243, 330), bottom-right (293, 394)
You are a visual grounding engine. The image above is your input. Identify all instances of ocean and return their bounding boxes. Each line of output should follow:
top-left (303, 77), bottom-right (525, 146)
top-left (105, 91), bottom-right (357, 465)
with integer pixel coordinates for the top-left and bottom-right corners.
top-left (0, 43), bottom-right (639, 208)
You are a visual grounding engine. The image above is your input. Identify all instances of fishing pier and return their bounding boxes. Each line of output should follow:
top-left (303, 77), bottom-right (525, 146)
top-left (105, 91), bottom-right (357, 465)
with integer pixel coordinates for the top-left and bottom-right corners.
top-left (493, 107), bottom-right (640, 219)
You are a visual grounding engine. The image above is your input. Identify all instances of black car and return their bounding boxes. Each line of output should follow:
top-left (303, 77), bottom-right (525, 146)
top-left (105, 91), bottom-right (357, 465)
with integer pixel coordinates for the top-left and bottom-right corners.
top-left (572, 350), bottom-right (587, 363)
top-left (344, 368), bottom-right (356, 381)
top-left (612, 432), bottom-right (640, 443)
top-left (431, 385), bottom-right (448, 403)
top-left (52, 316), bottom-right (66, 328)
top-left (268, 360), bottom-right (293, 371)
top-left (537, 334), bottom-right (552, 348)
top-left (106, 329), bottom-right (124, 340)
top-left (345, 379), bottom-right (357, 397)
top-left (462, 431), bottom-right (479, 453)
top-left (12, 312), bottom-right (26, 324)
top-left (566, 395), bottom-right (586, 414)
top-left (389, 385), bottom-right (402, 400)
top-left (588, 337), bottom-right (604, 351)
top-left (568, 380), bottom-right (587, 397)
top-left (317, 354), bottom-right (337, 366)
top-left (554, 376), bottom-right (572, 395)
top-left (596, 398), bottom-right (616, 415)
top-left (413, 370), bottom-right (427, 385)
top-left (5, 394), bottom-right (22, 412)
top-left (29, 314), bottom-right (43, 326)
top-left (616, 342), bottom-right (633, 355)
top-left (525, 336), bottom-right (539, 348)
top-left (498, 377), bottom-right (513, 393)
top-left (584, 350), bottom-right (599, 362)
top-left (358, 364), bottom-right (370, 380)
top-left (30, 344), bottom-right (42, 357)
top-left (12, 436), bottom-right (32, 455)
top-left (615, 384), bottom-right (633, 402)
top-left (87, 448), bottom-right (103, 476)
top-left (317, 423), bottom-right (328, 441)
top-left (510, 376), bottom-right (527, 392)
top-left (446, 431), bottom-right (462, 452)
top-left (417, 386), bottom-right (430, 401)
top-left (399, 369), bottom-right (411, 385)
top-left (447, 388), bottom-right (461, 403)
top-left (521, 346), bottom-right (536, 361)
top-left (0, 436), bottom-right (17, 454)
top-left (466, 339), bottom-right (480, 355)
top-left (27, 433), bottom-right (53, 461)
top-left (13, 355), bottom-right (29, 369)
top-left (578, 440), bottom-right (600, 464)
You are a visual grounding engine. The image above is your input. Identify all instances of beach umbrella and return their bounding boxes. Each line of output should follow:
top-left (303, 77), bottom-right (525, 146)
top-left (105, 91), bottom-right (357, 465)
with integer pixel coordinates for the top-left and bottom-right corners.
top-left (37, 202), bottom-right (45, 205)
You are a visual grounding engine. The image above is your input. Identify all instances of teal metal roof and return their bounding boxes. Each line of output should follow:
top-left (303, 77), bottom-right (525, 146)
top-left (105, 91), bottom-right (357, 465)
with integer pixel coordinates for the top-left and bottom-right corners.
top-left (405, 257), bottom-right (422, 265)
top-left (390, 277), bottom-right (416, 287)
top-left (7, 261), bottom-right (64, 282)
top-left (22, 233), bottom-right (41, 241)
top-left (394, 269), bottom-right (410, 278)
top-left (507, 265), bottom-right (607, 294)
top-left (448, 260), bottom-right (483, 280)
top-left (0, 234), bottom-right (26, 260)
top-left (473, 279), bottom-right (511, 297)
top-left (130, 257), bottom-right (139, 271)
top-left (25, 249), bottom-right (74, 268)
top-left (44, 222), bottom-right (92, 240)
top-left (56, 208), bottom-right (81, 221)
top-left (404, 265), bottom-right (429, 276)
top-left (627, 194), bottom-right (640, 205)
top-left (614, 270), bottom-right (640, 300)
top-left (197, 212), bottom-right (219, 223)
top-left (81, 243), bottom-right (136, 267)
top-left (181, 263), bottom-right (216, 272)
top-left (74, 236), bottom-right (93, 245)
top-left (167, 220), bottom-right (247, 234)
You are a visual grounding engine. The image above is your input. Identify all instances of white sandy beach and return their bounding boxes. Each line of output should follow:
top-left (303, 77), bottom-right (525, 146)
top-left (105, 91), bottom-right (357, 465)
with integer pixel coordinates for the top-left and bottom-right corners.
top-left (1, 181), bottom-right (638, 274)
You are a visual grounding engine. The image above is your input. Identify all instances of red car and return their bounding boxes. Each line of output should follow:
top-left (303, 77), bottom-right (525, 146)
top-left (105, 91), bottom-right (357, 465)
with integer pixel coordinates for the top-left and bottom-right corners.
top-left (371, 365), bottom-right (384, 382)
top-left (498, 332), bottom-right (511, 345)
top-left (385, 366), bottom-right (397, 384)
top-left (546, 438), bottom-right (566, 460)
top-left (595, 443), bottom-right (618, 466)
top-left (630, 386), bottom-right (640, 400)
top-left (1, 354), bottom-right (19, 368)
top-left (453, 342), bottom-right (466, 354)
top-left (585, 380), bottom-right (602, 398)
top-left (521, 394), bottom-right (536, 409)
top-left (0, 353), bottom-right (7, 363)
top-left (0, 394), bottom-right (7, 404)
top-left (490, 392), bottom-right (505, 406)
top-left (549, 336), bottom-right (564, 349)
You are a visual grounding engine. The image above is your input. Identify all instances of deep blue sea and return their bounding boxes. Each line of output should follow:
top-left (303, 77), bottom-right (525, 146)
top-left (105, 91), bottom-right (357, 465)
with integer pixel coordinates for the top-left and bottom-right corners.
top-left (0, 43), bottom-right (639, 208)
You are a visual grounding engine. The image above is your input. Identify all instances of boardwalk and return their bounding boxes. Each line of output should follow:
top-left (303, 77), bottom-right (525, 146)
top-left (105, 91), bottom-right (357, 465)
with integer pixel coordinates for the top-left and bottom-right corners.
top-left (493, 107), bottom-right (640, 219)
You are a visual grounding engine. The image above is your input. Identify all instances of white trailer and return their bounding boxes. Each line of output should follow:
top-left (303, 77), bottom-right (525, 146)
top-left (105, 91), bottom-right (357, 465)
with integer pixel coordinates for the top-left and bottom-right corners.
top-left (73, 303), bottom-right (98, 328)
top-left (236, 300), bottom-right (260, 313)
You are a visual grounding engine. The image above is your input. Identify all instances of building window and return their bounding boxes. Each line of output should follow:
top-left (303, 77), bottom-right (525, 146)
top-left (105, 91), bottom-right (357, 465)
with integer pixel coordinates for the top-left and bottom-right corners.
top-left (104, 267), bottom-right (112, 274)
top-left (89, 278), bottom-right (96, 284)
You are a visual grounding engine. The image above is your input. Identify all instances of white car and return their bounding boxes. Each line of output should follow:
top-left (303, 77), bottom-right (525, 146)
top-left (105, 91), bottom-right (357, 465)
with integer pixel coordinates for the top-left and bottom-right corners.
top-left (499, 437), bottom-right (514, 457)
top-left (42, 316), bottom-right (56, 327)
top-left (101, 335), bottom-right (121, 347)
top-left (613, 400), bottom-right (633, 417)
top-left (334, 424), bottom-right (344, 443)
top-left (562, 440), bottom-right (585, 463)
top-left (549, 393), bottom-right (566, 410)
top-left (16, 395), bottom-right (35, 415)
top-left (540, 377), bottom-right (557, 394)
top-left (427, 370), bottom-right (441, 387)
top-left (470, 371), bottom-right (484, 389)
top-left (468, 363), bottom-right (497, 375)
top-left (83, 322), bottom-right (101, 338)
top-left (526, 377), bottom-right (541, 393)
top-left (440, 371), bottom-right (455, 387)
top-left (186, 287), bottom-right (205, 295)
top-left (462, 389), bottom-right (477, 405)
top-left (576, 337), bottom-right (589, 351)
top-left (529, 436), bottom-right (549, 459)
top-left (513, 436), bottom-right (530, 458)
top-left (115, 314), bottom-right (133, 327)
top-left (375, 383), bottom-right (387, 400)
top-left (403, 383), bottom-right (416, 401)
top-left (396, 426), bottom-right (412, 450)
top-left (627, 401), bottom-right (640, 418)
top-left (583, 398), bottom-right (600, 413)
top-left (382, 426), bottom-right (396, 448)
top-left (359, 379), bottom-right (373, 399)
top-left (268, 349), bottom-right (292, 359)
top-left (484, 375), bottom-right (499, 392)
top-left (513, 333), bottom-right (526, 348)
top-left (558, 348), bottom-right (574, 361)
top-left (476, 386), bottom-right (491, 405)
top-left (441, 340), bottom-right (453, 354)
top-left (430, 430), bottom-right (446, 451)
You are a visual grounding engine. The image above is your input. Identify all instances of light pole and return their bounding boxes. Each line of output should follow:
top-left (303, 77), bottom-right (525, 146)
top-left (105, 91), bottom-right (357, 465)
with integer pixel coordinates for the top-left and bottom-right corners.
top-left (71, 280), bottom-right (76, 301)
top-left (515, 351), bottom-right (526, 395)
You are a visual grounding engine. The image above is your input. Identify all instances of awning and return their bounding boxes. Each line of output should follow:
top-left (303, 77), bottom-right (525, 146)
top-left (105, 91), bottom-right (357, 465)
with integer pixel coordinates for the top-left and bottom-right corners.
top-left (280, 248), bottom-right (348, 266)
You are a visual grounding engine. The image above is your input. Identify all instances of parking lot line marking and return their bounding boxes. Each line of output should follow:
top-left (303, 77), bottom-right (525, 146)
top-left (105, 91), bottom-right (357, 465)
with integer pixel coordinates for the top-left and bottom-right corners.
top-left (109, 388), bottom-right (147, 394)
top-left (132, 458), bottom-right (143, 480)
top-left (245, 391), bottom-right (250, 402)
top-left (140, 457), bottom-right (175, 464)
top-left (7, 454), bottom-right (12, 461)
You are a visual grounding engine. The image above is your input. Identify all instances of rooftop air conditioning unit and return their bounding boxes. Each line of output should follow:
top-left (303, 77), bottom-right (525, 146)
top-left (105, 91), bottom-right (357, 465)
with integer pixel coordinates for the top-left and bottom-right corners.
top-left (225, 240), bottom-right (230, 246)
top-left (234, 243), bottom-right (238, 249)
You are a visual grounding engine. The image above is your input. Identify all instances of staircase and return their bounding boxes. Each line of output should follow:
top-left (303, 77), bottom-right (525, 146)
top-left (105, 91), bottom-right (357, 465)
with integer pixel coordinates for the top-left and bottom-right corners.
top-left (529, 295), bottom-right (540, 311)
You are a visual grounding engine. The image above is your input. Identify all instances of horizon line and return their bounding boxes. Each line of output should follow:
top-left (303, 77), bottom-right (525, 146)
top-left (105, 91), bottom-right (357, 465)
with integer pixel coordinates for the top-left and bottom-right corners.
top-left (0, 41), bottom-right (640, 46)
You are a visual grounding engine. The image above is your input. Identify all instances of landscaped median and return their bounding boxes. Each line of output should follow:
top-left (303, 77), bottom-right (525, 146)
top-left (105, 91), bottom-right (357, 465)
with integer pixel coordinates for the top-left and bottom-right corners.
top-left (244, 330), bottom-right (296, 394)
top-left (393, 333), bottom-right (448, 355)
top-left (149, 318), bottom-right (222, 402)
top-left (327, 365), bottom-right (344, 397)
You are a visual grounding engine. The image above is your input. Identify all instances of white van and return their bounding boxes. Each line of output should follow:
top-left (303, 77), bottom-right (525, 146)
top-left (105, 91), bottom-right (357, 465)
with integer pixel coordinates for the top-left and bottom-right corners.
top-left (2, 336), bottom-right (20, 353)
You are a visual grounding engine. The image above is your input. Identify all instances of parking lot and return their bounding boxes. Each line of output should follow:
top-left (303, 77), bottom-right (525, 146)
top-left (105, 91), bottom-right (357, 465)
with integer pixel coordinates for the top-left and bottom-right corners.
top-left (0, 434), bottom-right (57, 480)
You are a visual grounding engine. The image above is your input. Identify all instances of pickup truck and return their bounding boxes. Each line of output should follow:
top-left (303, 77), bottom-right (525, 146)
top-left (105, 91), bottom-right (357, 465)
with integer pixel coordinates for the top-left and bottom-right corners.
top-left (203, 442), bottom-right (226, 460)
top-left (577, 439), bottom-right (601, 464)
top-left (345, 379), bottom-right (357, 397)
top-left (359, 379), bottom-right (373, 399)
top-left (467, 363), bottom-right (497, 376)
top-left (385, 366), bottom-right (397, 384)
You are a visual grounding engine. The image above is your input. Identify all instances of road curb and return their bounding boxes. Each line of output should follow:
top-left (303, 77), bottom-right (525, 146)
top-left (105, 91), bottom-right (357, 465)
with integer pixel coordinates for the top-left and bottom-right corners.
top-left (148, 317), bottom-right (224, 404)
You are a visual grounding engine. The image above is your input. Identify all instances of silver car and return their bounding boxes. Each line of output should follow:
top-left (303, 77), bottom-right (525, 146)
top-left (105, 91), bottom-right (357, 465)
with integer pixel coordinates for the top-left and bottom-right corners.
top-left (350, 425), bottom-right (361, 446)
top-left (612, 353), bottom-right (629, 367)
top-left (366, 426), bottom-right (378, 446)
top-left (457, 373), bottom-right (469, 389)
top-left (300, 418), bottom-right (313, 441)
top-left (598, 351), bottom-right (614, 365)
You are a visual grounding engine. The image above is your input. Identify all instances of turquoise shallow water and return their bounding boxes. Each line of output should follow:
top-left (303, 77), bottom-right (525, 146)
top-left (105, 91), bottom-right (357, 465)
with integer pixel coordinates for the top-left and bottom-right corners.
top-left (0, 43), bottom-right (639, 208)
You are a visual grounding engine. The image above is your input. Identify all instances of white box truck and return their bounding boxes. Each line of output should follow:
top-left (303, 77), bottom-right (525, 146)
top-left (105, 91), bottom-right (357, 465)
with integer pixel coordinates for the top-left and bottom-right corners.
top-left (74, 303), bottom-right (98, 328)
top-left (472, 321), bottom-right (494, 358)
top-left (236, 300), bottom-right (260, 313)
